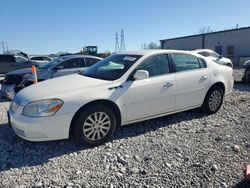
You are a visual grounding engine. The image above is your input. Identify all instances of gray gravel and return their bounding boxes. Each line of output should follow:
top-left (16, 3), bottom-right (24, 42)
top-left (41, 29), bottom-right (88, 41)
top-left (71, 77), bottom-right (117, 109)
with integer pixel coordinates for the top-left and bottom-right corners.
top-left (0, 72), bottom-right (250, 187)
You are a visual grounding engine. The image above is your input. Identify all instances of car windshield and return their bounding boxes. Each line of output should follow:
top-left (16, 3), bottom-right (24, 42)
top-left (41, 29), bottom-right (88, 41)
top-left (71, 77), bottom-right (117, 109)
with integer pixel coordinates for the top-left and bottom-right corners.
top-left (38, 57), bottom-right (67, 69)
top-left (82, 54), bottom-right (142, 81)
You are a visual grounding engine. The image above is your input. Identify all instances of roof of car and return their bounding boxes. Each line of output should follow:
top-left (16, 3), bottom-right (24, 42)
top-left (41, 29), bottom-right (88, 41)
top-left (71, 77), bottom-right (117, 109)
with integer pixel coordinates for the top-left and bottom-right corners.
top-left (57, 55), bottom-right (103, 59)
top-left (193, 49), bottom-right (214, 53)
top-left (117, 49), bottom-right (199, 56)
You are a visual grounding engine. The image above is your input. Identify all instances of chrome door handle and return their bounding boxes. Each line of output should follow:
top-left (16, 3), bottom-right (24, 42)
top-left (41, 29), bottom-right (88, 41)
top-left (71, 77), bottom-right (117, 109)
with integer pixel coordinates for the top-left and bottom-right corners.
top-left (163, 83), bottom-right (174, 87)
top-left (200, 76), bottom-right (208, 80)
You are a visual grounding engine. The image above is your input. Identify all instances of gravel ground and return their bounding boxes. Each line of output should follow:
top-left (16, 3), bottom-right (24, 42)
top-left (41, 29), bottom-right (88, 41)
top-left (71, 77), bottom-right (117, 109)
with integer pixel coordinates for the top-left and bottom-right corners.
top-left (0, 70), bottom-right (249, 188)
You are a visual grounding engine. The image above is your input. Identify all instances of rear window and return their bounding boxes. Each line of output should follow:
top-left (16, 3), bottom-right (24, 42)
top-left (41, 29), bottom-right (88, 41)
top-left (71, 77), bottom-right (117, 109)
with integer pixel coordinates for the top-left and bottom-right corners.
top-left (0, 55), bottom-right (15, 63)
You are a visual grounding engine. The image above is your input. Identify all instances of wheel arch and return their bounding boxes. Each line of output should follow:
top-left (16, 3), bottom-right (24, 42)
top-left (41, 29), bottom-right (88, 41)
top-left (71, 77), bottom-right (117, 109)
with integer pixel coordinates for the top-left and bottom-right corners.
top-left (69, 99), bottom-right (121, 137)
top-left (203, 82), bottom-right (225, 103)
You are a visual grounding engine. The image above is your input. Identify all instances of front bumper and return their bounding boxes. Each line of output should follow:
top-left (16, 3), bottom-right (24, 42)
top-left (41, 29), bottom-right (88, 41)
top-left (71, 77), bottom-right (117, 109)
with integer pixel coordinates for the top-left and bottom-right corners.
top-left (8, 108), bottom-right (74, 142)
top-left (1, 83), bottom-right (16, 99)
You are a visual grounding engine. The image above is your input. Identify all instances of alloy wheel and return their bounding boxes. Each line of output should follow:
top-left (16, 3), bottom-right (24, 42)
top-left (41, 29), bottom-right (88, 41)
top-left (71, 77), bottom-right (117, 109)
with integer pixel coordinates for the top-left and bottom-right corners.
top-left (82, 112), bottom-right (111, 141)
top-left (208, 90), bottom-right (222, 112)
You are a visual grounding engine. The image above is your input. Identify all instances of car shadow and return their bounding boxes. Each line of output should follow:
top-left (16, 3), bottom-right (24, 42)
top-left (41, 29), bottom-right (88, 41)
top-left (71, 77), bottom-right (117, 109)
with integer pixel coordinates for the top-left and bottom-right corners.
top-left (234, 81), bottom-right (250, 92)
top-left (0, 108), bottom-right (206, 172)
top-left (233, 179), bottom-right (250, 188)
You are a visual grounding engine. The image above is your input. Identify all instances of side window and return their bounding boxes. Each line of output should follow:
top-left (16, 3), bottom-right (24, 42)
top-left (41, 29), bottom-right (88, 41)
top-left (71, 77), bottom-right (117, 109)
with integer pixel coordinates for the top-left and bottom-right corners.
top-left (198, 52), bottom-right (210, 57)
top-left (172, 54), bottom-right (200, 72)
top-left (59, 58), bottom-right (82, 69)
top-left (137, 54), bottom-right (170, 77)
top-left (15, 57), bottom-right (27, 63)
top-left (85, 58), bottom-right (100, 67)
top-left (210, 52), bottom-right (220, 59)
top-left (198, 58), bottom-right (207, 68)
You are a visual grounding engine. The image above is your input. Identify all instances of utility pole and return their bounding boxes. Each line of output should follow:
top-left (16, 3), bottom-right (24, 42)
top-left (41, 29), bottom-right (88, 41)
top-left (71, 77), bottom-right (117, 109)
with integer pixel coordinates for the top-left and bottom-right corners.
top-left (2, 41), bottom-right (5, 54)
top-left (5, 42), bottom-right (8, 53)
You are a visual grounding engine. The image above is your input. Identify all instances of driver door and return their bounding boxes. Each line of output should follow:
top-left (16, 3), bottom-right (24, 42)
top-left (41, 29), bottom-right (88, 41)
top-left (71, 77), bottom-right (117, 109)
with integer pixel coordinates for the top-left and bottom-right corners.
top-left (124, 54), bottom-right (176, 122)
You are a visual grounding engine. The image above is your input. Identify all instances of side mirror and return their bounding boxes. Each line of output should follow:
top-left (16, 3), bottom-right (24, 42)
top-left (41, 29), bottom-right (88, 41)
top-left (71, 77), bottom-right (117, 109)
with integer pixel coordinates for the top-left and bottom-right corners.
top-left (133, 70), bottom-right (149, 80)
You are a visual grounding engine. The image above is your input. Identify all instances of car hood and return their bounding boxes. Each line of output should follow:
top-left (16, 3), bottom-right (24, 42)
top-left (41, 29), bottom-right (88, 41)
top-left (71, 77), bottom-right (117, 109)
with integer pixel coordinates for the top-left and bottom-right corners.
top-left (17, 74), bottom-right (112, 104)
top-left (6, 67), bottom-right (51, 80)
top-left (6, 68), bottom-right (32, 76)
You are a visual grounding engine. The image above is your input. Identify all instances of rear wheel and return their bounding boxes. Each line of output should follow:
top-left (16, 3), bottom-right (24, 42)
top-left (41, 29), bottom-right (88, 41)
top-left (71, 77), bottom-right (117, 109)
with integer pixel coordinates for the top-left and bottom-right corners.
top-left (73, 105), bottom-right (117, 146)
top-left (202, 86), bottom-right (224, 114)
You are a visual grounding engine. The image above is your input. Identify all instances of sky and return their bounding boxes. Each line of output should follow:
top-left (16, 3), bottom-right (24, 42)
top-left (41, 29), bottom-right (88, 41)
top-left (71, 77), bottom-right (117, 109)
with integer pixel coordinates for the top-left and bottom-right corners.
top-left (1, 0), bottom-right (250, 55)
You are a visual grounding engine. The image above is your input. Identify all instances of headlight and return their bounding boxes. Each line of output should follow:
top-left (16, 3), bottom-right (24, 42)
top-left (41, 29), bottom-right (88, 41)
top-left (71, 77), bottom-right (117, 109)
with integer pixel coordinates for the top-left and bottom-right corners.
top-left (10, 95), bottom-right (22, 113)
top-left (22, 99), bottom-right (63, 117)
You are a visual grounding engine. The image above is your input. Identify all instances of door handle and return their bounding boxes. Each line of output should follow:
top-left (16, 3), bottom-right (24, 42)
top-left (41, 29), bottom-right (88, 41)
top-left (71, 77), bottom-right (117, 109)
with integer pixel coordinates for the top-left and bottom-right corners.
top-left (163, 82), bottom-right (174, 87)
top-left (200, 76), bottom-right (208, 80)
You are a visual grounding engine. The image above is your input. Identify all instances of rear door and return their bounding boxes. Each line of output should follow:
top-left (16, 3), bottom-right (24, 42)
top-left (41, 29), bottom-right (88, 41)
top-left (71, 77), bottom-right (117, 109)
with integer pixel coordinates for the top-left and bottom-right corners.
top-left (171, 53), bottom-right (210, 110)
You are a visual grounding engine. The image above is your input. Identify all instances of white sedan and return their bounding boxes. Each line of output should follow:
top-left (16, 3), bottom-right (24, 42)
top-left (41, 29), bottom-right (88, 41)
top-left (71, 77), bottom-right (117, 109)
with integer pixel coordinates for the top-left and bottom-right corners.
top-left (8, 50), bottom-right (234, 146)
top-left (193, 49), bottom-right (233, 68)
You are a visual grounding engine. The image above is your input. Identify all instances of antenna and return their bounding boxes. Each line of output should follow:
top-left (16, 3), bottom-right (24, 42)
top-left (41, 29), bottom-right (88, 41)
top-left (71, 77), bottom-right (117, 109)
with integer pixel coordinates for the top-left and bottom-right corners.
top-left (120, 29), bottom-right (126, 52)
top-left (115, 32), bottom-right (120, 53)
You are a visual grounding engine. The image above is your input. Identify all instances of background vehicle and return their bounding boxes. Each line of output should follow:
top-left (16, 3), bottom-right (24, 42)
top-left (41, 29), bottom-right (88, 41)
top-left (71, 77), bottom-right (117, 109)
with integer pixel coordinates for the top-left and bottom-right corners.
top-left (242, 60), bottom-right (250, 82)
top-left (193, 49), bottom-right (233, 67)
top-left (0, 54), bottom-right (32, 74)
top-left (8, 50), bottom-right (234, 146)
top-left (29, 56), bottom-right (53, 66)
top-left (81, 46), bottom-right (111, 58)
top-left (1, 55), bottom-right (102, 99)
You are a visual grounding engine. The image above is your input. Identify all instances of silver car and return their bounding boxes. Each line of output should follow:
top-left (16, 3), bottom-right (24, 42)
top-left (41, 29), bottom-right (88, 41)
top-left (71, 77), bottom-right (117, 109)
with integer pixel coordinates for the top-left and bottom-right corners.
top-left (1, 55), bottom-right (102, 99)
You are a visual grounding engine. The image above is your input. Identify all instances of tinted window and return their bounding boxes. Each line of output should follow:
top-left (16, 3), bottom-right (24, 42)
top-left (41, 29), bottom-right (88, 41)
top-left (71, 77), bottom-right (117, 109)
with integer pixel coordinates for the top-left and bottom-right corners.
top-left (85, 58), bottom-right (100, 67)
top-left (172, 54), bottom-right (200, 72)
top-left (83, 54), bottom-right (142, 81)
top-left (59, 58), bottom-right (82, 69)
top-left (137, 54), bottom-right (170, 77)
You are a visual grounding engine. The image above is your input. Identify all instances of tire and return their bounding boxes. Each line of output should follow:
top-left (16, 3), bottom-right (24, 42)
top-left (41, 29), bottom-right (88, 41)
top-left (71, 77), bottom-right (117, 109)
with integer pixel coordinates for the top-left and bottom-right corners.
top-left (202, 86), bottom-right (224, 114)
top-left (73, 104), bottom-right (117, 146)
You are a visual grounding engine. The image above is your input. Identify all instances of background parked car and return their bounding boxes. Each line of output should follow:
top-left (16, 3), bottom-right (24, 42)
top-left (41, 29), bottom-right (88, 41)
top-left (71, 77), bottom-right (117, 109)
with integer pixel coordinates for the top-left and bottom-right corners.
top-left (1, 55), bottom-right (102, 99)
top-left (193, 49), bottom-right (233, 67)
top-left (29, 56), bottom-right (53, 66)
top-left (0, 54), bottom-right (33, 74)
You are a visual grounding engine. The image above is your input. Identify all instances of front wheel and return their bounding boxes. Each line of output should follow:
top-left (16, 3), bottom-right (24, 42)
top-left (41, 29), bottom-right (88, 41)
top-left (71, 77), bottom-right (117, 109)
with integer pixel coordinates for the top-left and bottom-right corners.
top-left (73, 105), bottom-right (117, 146)
top-left (202, 86), bottom-right (224, 114)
